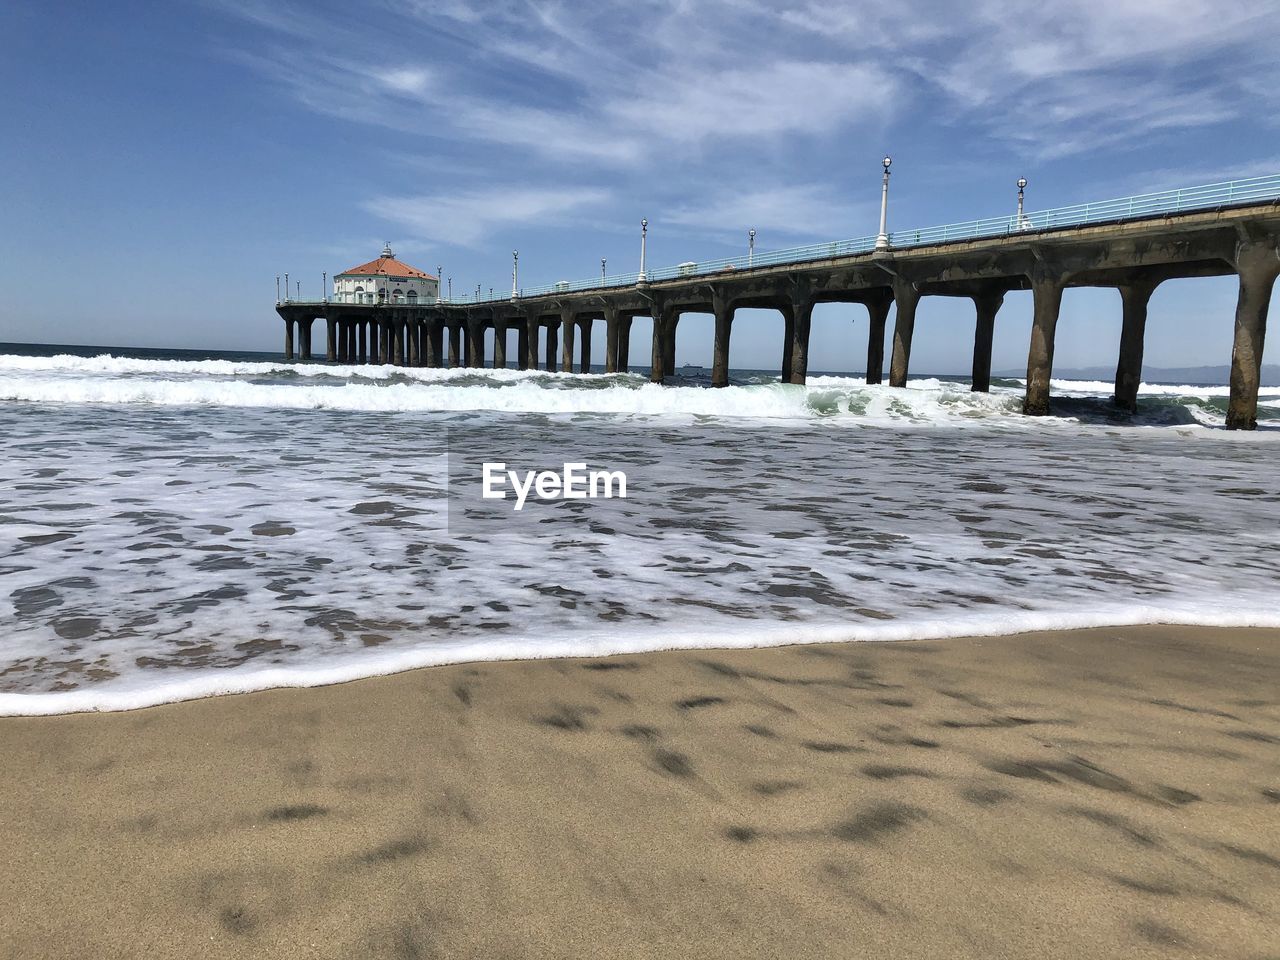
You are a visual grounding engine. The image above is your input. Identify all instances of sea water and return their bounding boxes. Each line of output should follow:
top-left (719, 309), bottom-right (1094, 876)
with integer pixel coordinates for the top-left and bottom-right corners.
top-left (1, 349), bottom-right (1278, 714)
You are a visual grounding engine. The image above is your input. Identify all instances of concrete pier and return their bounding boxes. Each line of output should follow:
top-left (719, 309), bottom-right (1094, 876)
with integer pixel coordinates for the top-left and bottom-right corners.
top-left (545, 321), bottom-right (559, 372)
top-left (560, 312), bottom-right (575, 373)
top-left (864, 292), bottom-right (891, 385)
top-left (1023, 274), bottom-right (1064, 416)
top-left (787, 297), bottom-right (814, 385)
top-left (494, 325), bottom-right (507, 369)
top-left (448, 325), bottom-right (461, 369)
top-left (888, 279), bottom-right (920, 388)
top-left (1227, 239), bottom-right (1280, 429)
top-left (1113, 278), bottom-right (1157, 411)
top-left (578, 319), bottom-right (592, 374)
top-left (275, 200), bottom-right (1280, 428)
top-left (970, 290), bottom-right (1003, 393)
top-left (711, 296), bottom-right (733, 388)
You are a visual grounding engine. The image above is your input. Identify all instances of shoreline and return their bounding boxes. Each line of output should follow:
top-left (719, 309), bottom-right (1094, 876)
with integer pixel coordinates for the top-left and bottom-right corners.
top-left (9, 613), bottom-right (1280, 717)
top-left (3, 624), bottom-right (1278, 958)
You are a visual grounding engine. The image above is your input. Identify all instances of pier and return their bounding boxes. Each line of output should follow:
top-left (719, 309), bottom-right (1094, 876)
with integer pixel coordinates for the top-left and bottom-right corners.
top-left (276, 176), bottom-right (1280, 429)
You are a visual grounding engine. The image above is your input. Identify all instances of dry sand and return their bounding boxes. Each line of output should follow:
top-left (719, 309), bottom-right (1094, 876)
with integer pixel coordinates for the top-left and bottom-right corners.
top-left (2, 624), bottom-right (1279, 959)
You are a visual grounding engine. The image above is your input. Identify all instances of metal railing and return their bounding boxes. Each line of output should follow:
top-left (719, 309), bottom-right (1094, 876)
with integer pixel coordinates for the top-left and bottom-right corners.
top-left (279, 174), bottom-right (1280, 308)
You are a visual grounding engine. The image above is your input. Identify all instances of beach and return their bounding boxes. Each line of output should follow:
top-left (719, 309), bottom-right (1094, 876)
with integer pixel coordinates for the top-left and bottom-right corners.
top-left (4, 624), bottom-right (1279, 959)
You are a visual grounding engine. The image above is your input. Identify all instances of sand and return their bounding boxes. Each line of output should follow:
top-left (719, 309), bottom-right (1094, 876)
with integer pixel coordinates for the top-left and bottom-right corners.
top-left (2, 624), bottom-right (1279, 959)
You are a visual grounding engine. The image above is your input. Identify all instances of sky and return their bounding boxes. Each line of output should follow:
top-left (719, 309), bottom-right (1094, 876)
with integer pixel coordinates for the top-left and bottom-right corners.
top-left (2, 0), bottom-right (1278, 373)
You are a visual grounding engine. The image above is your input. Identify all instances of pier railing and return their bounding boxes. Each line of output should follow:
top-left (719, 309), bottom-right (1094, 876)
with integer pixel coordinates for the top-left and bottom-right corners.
top-left (279, 174), bottom-right (1280, 307)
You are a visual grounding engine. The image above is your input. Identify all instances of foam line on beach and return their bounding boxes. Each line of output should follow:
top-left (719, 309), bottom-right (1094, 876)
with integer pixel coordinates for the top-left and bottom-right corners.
top-left (4, 604), bottom-right (1280, 716)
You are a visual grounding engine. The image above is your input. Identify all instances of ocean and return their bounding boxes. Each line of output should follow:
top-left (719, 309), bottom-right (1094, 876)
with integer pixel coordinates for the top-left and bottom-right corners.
top-left (2, 343), bottom-right (1278, 715)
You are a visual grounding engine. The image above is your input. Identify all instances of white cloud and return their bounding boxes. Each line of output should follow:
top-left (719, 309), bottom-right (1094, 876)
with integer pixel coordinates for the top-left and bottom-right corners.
top-left (661, 183), bottom-right (873, 243)
top-left (363, 186), bottom-right (613, 248)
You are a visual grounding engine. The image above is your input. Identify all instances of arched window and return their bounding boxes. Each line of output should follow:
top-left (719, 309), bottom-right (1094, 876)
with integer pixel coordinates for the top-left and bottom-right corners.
top-left (405, 289), bottom-right (418, 302)
top-left (392, 288), bottom-right (404, 303)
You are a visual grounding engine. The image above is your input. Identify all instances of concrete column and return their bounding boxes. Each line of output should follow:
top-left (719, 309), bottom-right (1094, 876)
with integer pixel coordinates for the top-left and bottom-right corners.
top-left (300, 319), bottom-right (313, 361)
top-left (888, 279), bottom-right (921, 388)
top-left (1227, 240), bottom-right (1280, 430)
top-left (335, 320), bottom-right (346, 363)
top-left (650, 305), bottom-right (675, 382)
top-left (392, 321), bottom-right (404, 366)
top-left (971, 291), bottom-right (1004, 393)
top-left (560, 313), bottom-right (576, 372)
top-left (283, 318), bottom-right (295, 360)
top-left (347, 320), bottom-right (358, 363)
top-left (578, 319), bottom-right (592, 373)
top-left (865, 292), bottom-right (891, 385)
top-left (369, 322), bottom-right (380, 364)
top-left (326, 318), bottom-right (337, 361)
top-left (518, 323), bottom-right (530, 371)
top-left (781, 308), bottom-right (794, 381)
top-left (407, 320), bottom-right (419, 366)
top-left (1022, 275), bottom-right (1066, 416)
top-left (466, 323), bottom-right (484, 368)
top-left (617, 316), bottom-right (632, 372)
top-left (427, 321), bottom-right (443, 368)
top-left (354, 321), bottom-right (365, 364)
top-left (448, 324), bottom-right (461, 368)
top-left (662, 314), bottom-right (679, 375)
top-left (382, 321), bottom-right (392, 364)
top-left (494, 325), bottom-right (507, 369)
top-left (787, 298), bottom-right (814, 385)
top-left (711, 298), bottom-right (733, 387)
top-left (604, 307), bottom-right (620, 373)
top-left (545, 321), bottom-right (559, 372)
top-left (1113, 280), bottom-right (1157, 412)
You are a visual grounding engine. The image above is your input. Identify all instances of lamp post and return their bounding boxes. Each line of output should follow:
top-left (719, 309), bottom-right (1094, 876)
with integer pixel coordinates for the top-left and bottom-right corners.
top-left (1017, 177), bottom-right (1028, 230)
top-left (875, 156), bottom-right (892, 251)
top-left (322, 271), bottom-right (327, 303)
top-left (296, 280), bottom-right (300, 300)
top-left (748, 228), bottom-right (756, 267)
top-left (284, 272), bottom-right (290, 302)
top-left (276, 275), bottom-right (281, 304)
top-left (638, 218), bottom-right (648, 282)
top-left (601, 258), bottom-right (607, 283)
top-left (476, 284), bottom-right (481, 302)
top-left (512, 250), bottom-right (519, 298)
top-left (448, 278), bottom-right (452, 300)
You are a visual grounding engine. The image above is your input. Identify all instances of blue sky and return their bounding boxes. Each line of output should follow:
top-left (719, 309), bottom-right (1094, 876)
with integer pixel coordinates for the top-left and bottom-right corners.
top-left (2, 0), bottom-right (1277, 373)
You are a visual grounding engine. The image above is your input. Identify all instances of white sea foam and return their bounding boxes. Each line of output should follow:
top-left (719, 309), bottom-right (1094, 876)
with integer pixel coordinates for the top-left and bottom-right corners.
top-left (1, 352), bottom-right (1278, 714)
top-left (1, 352), bottom-right (1276, 426)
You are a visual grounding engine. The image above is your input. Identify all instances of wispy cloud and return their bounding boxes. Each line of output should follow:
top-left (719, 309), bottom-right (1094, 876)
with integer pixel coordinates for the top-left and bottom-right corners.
top-left (363, 186), bottom-right (613, 248)
top-left (206, 0), bottom-right (1280, 247)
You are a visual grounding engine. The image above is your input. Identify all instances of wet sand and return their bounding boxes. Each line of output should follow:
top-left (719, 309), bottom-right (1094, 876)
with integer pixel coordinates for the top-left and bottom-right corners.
top-left (2, 624), bottom-right (1279, 959)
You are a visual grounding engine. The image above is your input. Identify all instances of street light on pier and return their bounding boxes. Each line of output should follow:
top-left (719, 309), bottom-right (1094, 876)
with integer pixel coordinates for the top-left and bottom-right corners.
top-left (476, 284), bottom-right (481, 302)
top-left (276, 276), bottom-right (281, 304)
top-left (296, 280), bottom-right (300, 300)
top-left (601, 258), bottom-right (607, 283)
top-left (284, 272), bottom-right (290, 302)
top-left (1017, 177), bottom-right (1028, 230)
top-left (512, 250), bottom-right (519, 298)
top-left (638, 218), bottom-right (648, 282)
top-left (322, 271), bottom-right (327, 303)
top-left (875, 156), bottom-right (892, 251)
top-left (448, 277), bottom-right (452, 300)
top-left (748, 228), bottom-right (756, 267)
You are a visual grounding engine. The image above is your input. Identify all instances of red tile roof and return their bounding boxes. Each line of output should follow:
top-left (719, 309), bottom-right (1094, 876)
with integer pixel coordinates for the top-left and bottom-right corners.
top-left (337, 256), bottom-right (436, 280)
